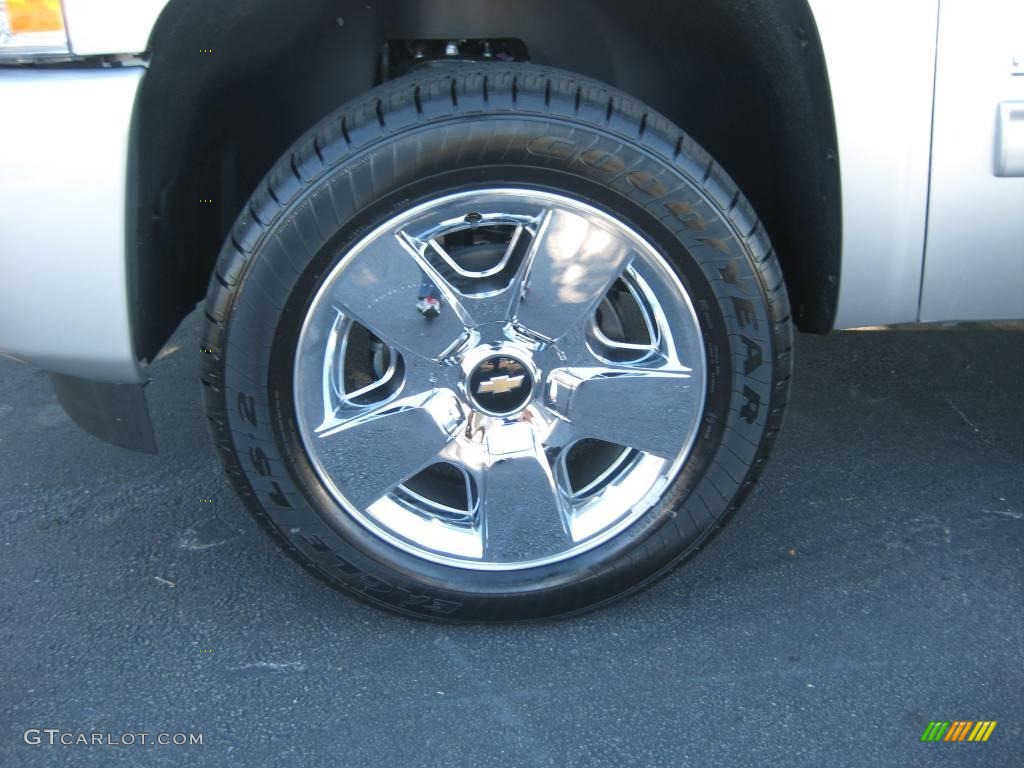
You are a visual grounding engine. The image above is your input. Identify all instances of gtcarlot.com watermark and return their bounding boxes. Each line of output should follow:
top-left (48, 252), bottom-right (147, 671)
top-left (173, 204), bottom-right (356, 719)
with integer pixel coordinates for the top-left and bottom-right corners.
top-left (24, 729), bottom-right (203, 747)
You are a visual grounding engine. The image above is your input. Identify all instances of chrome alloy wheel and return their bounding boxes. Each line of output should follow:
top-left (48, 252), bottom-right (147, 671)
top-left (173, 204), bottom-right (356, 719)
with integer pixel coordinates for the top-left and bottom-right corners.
top-left (294, 189), bottom-right (706, 570)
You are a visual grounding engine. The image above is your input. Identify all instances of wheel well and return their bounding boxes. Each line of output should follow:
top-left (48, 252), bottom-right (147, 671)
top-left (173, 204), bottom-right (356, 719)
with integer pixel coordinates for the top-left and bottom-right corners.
top-left (130, 0), bottom-right (840, 362)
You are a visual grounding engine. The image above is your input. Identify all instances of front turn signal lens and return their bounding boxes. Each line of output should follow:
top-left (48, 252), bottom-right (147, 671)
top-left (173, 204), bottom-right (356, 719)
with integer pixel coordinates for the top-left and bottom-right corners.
top-left (0, 0), bottom-right (68, 59)
top-left (6, 0), bottom-right (63, 33)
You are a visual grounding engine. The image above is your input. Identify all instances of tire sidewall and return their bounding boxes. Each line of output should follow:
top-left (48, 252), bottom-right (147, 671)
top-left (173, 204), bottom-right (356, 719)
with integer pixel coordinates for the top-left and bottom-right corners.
top-left (219, 112), bottom-right (778, 620)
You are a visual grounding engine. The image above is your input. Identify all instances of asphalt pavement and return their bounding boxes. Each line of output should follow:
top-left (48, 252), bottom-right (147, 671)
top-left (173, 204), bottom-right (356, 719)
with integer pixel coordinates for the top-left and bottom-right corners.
top-left (0, 310), bottom-right (1021, 767)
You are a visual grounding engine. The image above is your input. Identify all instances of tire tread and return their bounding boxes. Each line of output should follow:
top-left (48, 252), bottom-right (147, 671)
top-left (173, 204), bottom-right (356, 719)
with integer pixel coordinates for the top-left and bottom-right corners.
top-left (201, 63), bottom-right (793, 621)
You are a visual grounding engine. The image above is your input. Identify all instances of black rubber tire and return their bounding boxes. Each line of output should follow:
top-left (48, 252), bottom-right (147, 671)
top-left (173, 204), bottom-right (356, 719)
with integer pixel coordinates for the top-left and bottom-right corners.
top-left (200, 63), bottom-right (792, 622)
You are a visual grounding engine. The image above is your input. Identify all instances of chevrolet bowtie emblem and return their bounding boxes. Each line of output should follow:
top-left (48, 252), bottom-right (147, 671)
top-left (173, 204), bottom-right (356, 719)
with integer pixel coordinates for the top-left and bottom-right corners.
top-left (476, 374), bottom-right (525, 395)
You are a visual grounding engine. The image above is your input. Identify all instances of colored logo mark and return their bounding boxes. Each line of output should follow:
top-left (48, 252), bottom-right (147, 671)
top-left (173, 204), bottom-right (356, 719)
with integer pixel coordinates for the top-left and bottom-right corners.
top-left (920, 721), bottom-right (997, 742)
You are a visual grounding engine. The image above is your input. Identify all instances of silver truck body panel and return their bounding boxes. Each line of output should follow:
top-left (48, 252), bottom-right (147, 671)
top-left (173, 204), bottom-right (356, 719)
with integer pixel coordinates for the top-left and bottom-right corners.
top-left (920, 0), bottom-right (1024, 322)
top-left (0, 68), bottom-right (145, 383)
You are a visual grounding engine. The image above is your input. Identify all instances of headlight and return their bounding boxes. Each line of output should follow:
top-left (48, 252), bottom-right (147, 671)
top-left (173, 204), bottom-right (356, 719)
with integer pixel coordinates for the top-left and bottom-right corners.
top-left (0, 0), bottom-right (69, 60)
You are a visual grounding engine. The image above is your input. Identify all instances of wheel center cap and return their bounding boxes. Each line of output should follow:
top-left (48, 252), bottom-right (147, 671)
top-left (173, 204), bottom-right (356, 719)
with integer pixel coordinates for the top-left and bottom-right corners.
top-left (467, 354), bottom-right (533, 416)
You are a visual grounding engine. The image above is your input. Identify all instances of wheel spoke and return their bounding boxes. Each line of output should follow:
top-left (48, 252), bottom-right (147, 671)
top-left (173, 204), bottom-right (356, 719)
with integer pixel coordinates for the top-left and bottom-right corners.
top-left (547, 365), bottom-right (701, 458)
top-left (314, 388), bottom-right (464, 510)
top-left (330, 233), bottom-right (467, 360)
top-left (514, 208), bottom-right (634, 342)
top-left (476, 423), bottom-right (572, 561)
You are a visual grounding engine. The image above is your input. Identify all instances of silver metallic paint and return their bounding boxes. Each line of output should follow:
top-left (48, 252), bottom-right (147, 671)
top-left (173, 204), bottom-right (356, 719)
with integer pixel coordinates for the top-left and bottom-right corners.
top-left (61, 0), bottom-right (167, 56)
top-left (807, 0), bottom-right (940, 328)
top-left (919, 0), bottom-right (1024, 321)
top-left (0, 68), bottom-right (145, 383)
